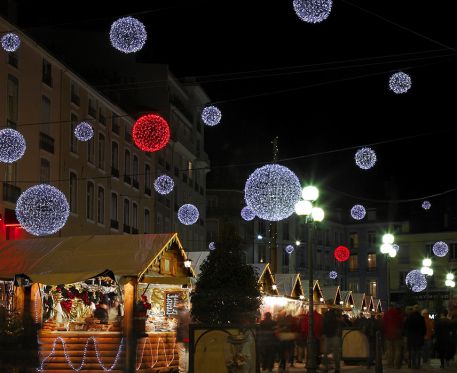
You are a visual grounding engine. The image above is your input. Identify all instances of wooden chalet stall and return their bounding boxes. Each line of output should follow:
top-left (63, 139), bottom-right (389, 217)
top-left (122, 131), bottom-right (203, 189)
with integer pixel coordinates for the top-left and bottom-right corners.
top-left (340, 290), bottom-right (355, 313)
top-left (301, 279), bottom-right (325, 312)
top-left (0, 233), bottom-right (193, 373)
top-left (320, 286), bottom-right (342, 308)
top-left (373, 298), bottom-right (383, 314)
top-left (250, 263), bottom-right (278, 296)
top-left (351, 293), bottom-right (368, 317)
top-left (268, 273), bottom-right (304, 315)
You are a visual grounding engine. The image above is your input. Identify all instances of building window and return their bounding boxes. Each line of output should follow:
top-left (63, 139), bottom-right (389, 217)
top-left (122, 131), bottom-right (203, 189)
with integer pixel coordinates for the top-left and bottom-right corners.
top-left (368, 231), bottom-right (377, 247)
top-left (367, 253), bottom-right (377, 271)
top-left (7, 74), bottom-right (18, 128)
top-left (144, 209), bottom-right (150, 233)
top-left (112, 112), bottom-right (120, 134)
top-left (111, 142), bottom-right (119, 177)
top-left (110, 193), bottom-right (118, 228)
top-left (86, 182), bottom-right (94, 220)
top-left (42, 59), bottom-right (52, 86)
top-left (40, 158), bottom-right (50, 183)
top-left (349, 232), bottom-right (359, 249)
top-left (70, 113), bottom-right (78, 154)
top-left (88, 97), bottom-right (97, 118)
top-left (124, 150), bottom-right (131, 184)
top-left (8, 51), bottom-right (18, 68)
top-left (70, 81), bottom-right (80, 106)
top-left (348, 281), bottom-right (359, 292)
top-left (99, 107), bottom-right (106, 125)
top-left (98, 133), bottom-right (105, 170)
top-left (348, 255), bottom-right (358, 272)
top-left (41, 95), bottom-right (51, 135)
top-left (97, 187), bottom-right (104, 224)
top-left (132, 203), bottom-right (138, 231)
top-left (69, 172), bottom-right (77, 213)
top-left (450, 243), bottom-right (457, 261)
top-left (145, 164), bottom-right (151, 194)
top-left (132, 155), bottom-right (139, 188)
top-left (87, 136), bottom-right (95, 164)
top-left (368, 281), bottom-right (377, 297)
top-left (123, 199), bottom-right (130, 232)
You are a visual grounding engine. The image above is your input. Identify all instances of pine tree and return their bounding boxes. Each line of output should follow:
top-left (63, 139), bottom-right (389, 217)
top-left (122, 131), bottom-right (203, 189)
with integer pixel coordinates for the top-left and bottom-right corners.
top-left (191, 223), bottom-right (261, 325)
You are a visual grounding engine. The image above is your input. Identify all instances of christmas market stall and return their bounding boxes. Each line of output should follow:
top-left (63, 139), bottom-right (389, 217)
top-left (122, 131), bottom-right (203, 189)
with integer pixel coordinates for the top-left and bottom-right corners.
top-left (340, 290), bottom-right (355, 313)
top-left (320, 286), bottom-right (342, 308)
top-left (302, 279), bottom-right (325, 312)
top-left (266, 273), bottom-right (304, 315)
top-left (351, 293), bottom-right (368, 317)
top-left (0, 233), bottom-right (194, 373)
top-left (373, 298), bottom-right (383, 314)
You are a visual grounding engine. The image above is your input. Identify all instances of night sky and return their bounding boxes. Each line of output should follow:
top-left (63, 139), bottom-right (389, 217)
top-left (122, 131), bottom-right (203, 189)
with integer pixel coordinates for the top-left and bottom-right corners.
top-left (10, 0), bottom-right (457, 223)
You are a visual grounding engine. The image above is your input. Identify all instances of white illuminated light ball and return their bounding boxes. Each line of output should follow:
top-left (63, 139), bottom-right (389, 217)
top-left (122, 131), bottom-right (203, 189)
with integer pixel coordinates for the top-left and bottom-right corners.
top-left (0, 128), bottom-right (26, 163)
top-left (351, 204), bottom-right (366, 220)
top-left (285, 245), bottom-right (295, 254)
top-left (154, 175), bottom-right (174, 195)
top-left (201, 105), bottom-right (222, 127)
top-left (241, 206), bottom-right (256, 221)
top-left (355, 147), bottom-right (377, 170)
top-left (329, 271), bottom-right (338, 279)
top-left (295, 200), bottom-right (313, 216)
top-left (109, 16), bottom-right (147, 53)
top-left (1, 32), bottom-right (21, 52)
top-left (15, 184), bottom-right (70, 236)
top-left (177, 204), bottom-right (199, 225)
top-left (392, 244), bottom-right (400, 253)
top-left (422, 200), bottom-right (431, 210)
top-left (244, 164), bottom-right (302, 221)
top-left (405, 269), bottom-right (427, 292)
top-left (380, 243), bottom-right (392, 254)
top-left (432, 241), bottom-right (449, 257)
top-left (389, 72), bottom-right (412, 94)
top-left (208, 242), bottom-right (216, 251)
top-left (293, 0), bottom-right (333, 24)
top-left (74, 121), bottom-right (94, 141)
top-left (382, 234), bottom-right (395, 245)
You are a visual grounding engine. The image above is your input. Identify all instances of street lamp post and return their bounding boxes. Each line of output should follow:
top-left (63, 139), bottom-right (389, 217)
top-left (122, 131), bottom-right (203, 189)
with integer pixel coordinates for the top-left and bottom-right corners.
top-left (445, 273), bottom-right (455, 306)
top-left (380, 233), bottom-right (396, 310)
top-left (421, 259), bottom-right (433, 309)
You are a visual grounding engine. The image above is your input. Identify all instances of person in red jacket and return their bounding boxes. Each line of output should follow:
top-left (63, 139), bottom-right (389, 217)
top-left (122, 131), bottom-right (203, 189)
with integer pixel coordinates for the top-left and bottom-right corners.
top-left (300, 310), bottom-right (323, 367)
top-left (383, 303), bottom-right (404, 369)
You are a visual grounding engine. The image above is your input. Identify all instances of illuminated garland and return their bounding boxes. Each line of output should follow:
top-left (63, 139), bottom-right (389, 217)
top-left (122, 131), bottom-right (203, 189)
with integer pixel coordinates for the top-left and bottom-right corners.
top-left (110, 16), bottom-right (147, 53)
top-left (0, 128), bottom-right (26, 163)
top-left (1, 32), bottom-right (21, 52)
top-left (389, 72), bottom-right (412, 94)
top-left (201, 105), bottom-right (222, 126)
top-left (136, 336), bottom-right (176, 370)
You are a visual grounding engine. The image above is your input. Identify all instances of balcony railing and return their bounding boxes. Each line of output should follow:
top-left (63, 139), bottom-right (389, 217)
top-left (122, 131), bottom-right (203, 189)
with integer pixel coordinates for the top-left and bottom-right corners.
top-left (3, 183), bottom-right (21, 203)
top-left (39, 132), bottom-right (54, 153)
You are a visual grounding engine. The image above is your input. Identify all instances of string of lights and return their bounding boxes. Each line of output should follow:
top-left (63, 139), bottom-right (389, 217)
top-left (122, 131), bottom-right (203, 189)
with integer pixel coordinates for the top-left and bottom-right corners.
top-left (136, 336), bottom-right (177, 370)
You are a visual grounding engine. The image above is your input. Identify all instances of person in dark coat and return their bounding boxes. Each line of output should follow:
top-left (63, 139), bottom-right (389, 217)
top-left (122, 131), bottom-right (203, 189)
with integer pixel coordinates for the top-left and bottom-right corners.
top-left (435, 310), bottom-right (454, 368)
top-left (404, 304), bottom-right (426, 369)
top-left (322, 306), bottom-right (343, 373)
top-left (259, 312), bottom-right (277, 372)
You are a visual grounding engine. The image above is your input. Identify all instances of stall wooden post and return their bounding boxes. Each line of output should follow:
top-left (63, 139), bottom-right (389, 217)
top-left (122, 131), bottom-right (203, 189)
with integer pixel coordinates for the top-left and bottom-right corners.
top-left (123, 276), bottom-right (138, 373)
top-left (30, 283), bottom-right (41, 325)
top-left (14, 285), bottom-right (25, 316)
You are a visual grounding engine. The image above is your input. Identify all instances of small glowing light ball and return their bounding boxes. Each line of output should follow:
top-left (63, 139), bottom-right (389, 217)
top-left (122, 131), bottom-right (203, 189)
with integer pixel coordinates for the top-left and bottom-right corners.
top-left (241, 206), bottom-right (256, 221)
top-left (15, 184), bottom-right (70, 236)
top-left (295, 200), bottom-right (313, 216)
top-left (154, 175), bottom-right (174, 195)
top-left (201, 105), bottom-right (222, 126)
top-left (389, 72), bottom-right (412, 94)
top-left (380, 243), bottom-right (392, 254)
top-left (351, 204), bottom-right (366, 220)
top-left (392, 244), bottom-right (400, 253)
top-left (1, 32), bottom-right (21, 52)
top-left (133, 114), bottom-right (170, 152)
top-left (433, 241), bottom-right (449, 257)
top-left (0, 128), bottom-right (26, 163)
top-left (293, 0), bottom-right (333, 24)
top-left (244, 164), bottom-right (302, 221)
top-left (208, 242), bottom-right (216, 251)
top-left (285, 245), bottom-right (294, 254)
top-left (109, 16), bottom-right (147, 53)
top-left (355, 147), bottom-right (377, 170)
top-left (329, 271), bottom-right (338, 279)
top-left (74, 121), bottom-right (94, 141)
top-left (405, 269), bottom-right (427, 292)
top-left (422, 200), bottom-right (431, 210)
top-left (177, 204), bottom-right (199, 225)
top-left (334, 246), bottom-right (350, 262)
top-left (382, 233), bottom-right (395, 245)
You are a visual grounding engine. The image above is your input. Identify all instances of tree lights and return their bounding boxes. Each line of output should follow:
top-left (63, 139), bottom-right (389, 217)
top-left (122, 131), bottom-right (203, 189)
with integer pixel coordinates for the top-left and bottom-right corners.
top-left (109, 16), bottom-right (147, 53)
top-left (74, 121), bottom-right (94, 142)
top-left (334, 246), bottom-right (350, 262)
top-left (1, 32), bottom-right (21, 52)
top-left (0, 128), bottom-right (26, 163)
top-left (132, 114), bottom-right (170, 153)
top-left (405, 269), bottom-right (427, 292)
top-left (244, 164), bottom-right (301, 221)
top-left (355, 147), bottom-right (377, 170)
top-left (351, 204), bottom-right (366, 220)
top-left (389, 72), bottom-right (412, 94)
top-left (293, 0), bottom-right (333, 24)
top-left (153, 175), bottom-right (174, 195)
top-left (201, 105), bottom-right (222, 127)
top-left (432, 241), bottom-right (449, 257)
top-left (177, 204), bottom-right (199, 225)
top-left (16, 184), bottom-right (70, 236)
top-left (241, 206), bottom-right (256, 221)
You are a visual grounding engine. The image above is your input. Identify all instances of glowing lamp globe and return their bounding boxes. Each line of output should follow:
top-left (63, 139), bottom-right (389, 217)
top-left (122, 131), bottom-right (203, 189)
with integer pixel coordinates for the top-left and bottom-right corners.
top-left (432, 241), bottom-right (448, 257)
top-left (201, 105), bottom-right (222, 126)
top-left (208, 242), bottom-right (216, 251)
top-left (355, 147), bottom-right (377, 170)
top-left (295, 240), bottom-right (301, 246)
top-left (244, 164), bottom-right (301, 221)
top-left (422, 258), bottom-right (432, 267)
top-left (380, 243), bottom-right (392, 254)
top-left (154, 175), bottom-right (174, 195)
top-left (133, 114), bottom-right (170, 153)
top-left (329, 271), bottom-right (338, 279)
top-left (285, 245), bottom-right (294, 254)
top-left (302, 186), bottom-right (319, 201)
top-left (15, 184), bottom-right (70, 236)
top-left (392, 244), bottom-right (400, 253)
top-left (241, 206), bottom-right (256, 221)
top-left (293, 0), bottom-right (333, 24)
top-left (405, 269), bottom-right (427, 292)
top-left (422, 200), bottom-right (431, 210)
top-left (351, 204), bottom-right (366, 220)
top-left (311, 207), bottom-right (325, 222)
top-left (177, 204), bottom-right (199, 225)
top-left (388, 248), bottom-right (397, 258)
top-left (445, 279), bottom-right (453, 287)
top-left (446, 273), bottom-right (455, 281)
top-left (389, 72), bottom-right (412, 94)
top-left (74, 121), bottom-right (94, 141)
top-left (295, 200), bottom-right (313, 216)
top-left (334, 246), bottom-right (350, 262)
top-left (0, 128), bottom-right (26, 163)
top-left (451, 281), bottom-right (456, 288)
top-left (382, 233), bottom-right (395, 245)
top-left (1, 32), bottom-right (21, 52)
top-left (109, 16), bottom-right (147, 53)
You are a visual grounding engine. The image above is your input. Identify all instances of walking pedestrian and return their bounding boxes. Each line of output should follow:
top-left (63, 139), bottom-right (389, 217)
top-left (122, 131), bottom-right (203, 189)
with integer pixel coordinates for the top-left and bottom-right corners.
top-left (383, 303), bottom-right (404, 369)
top-left (321, 304), bottom-right (343, 373)
top-left (259, 312), bottom-right (277, 372)
top-left (421, 309), bottom-right (434, 365)
top-left (435, 309), bottom-right (454, 369)
top-left (404, 304), bottom-right (426, 369)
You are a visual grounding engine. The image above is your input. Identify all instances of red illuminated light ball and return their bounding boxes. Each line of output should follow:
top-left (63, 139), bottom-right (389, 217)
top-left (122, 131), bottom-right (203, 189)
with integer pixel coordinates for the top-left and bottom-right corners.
top-left (334, 245), bottom-right (350, 262)
top-left (133, 114), bottom-right (170, 152)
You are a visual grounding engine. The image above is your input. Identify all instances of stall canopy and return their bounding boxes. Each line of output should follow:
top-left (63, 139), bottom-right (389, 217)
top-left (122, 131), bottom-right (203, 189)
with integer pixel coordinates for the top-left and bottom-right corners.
top-left (250, 263), bottom-right (278, 295)
top-left (274, 273), bottom-right (304, 299)
top-left (340, 290), bottom-right (354, 307)
top-left (302, 279), bottom-right (323, 302)
top-left (0, 233), bottom-right (190, 285)
top-left (373, 298), bottom-right (383, 313)
top-left (186, 251), bottom-right (209, 277)
top-left (352, 293), bottom-right (367, 311)
top-left (320, 286), bottom-right (342, 305)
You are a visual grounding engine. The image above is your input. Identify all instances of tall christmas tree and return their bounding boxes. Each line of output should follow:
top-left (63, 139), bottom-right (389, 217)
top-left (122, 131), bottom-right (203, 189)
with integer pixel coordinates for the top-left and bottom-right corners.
top-left (191, 222), bottom-right (261, 325)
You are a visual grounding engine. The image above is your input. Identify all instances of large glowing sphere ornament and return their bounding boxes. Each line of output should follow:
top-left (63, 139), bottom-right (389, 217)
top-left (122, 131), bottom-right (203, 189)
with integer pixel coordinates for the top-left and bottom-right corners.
top-left (74, 121), bottom-right (94, 142)
top-left (329, 271), bottom-right (338, 279)
top-left (422, 200), bottom-right (431, 210)
top-left (208, 242), bottom-right (216, 251)
top-left (433, 241), bottom-right (449, 257)
top-left (154, 175), bottom-right (174, 195)
top-left (177, 204), bottom-right (199, 226)
top-left (201, 105), bottom-right (222, 127)
top-left (355, 147), bottom-right (377, 170)
top-left (1, 32), bottom-right (21, 52)
top-left (241, 206), bottom-right (256, 221)
top-left (16, 184), bottom-right (70, 236)
top-left (285, 245), bottom-right (295, 254)
top-left (351, 204), bottom-right (366, 220)
top-left (389, 72), bottom-right (412, 94)
top-left (293, 0), bottom-right (333, 24)
top-left (334, 246), bottom-right (350, 262)
top-left (405, 269), bottom-right (427, 292)
top-left (109, 16), bottom-right (147, 53)
top-left (244, 164), bottom-right (301, 221)
top-left (133, 114), bottom-right (170, 153)
top-left (0, 128), bottom-right (26, 163)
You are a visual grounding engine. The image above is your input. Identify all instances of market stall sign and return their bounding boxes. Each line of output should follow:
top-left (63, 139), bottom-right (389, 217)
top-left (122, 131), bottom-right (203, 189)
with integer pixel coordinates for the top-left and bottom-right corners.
top-left (165, 291), bottom-right (181, 316)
